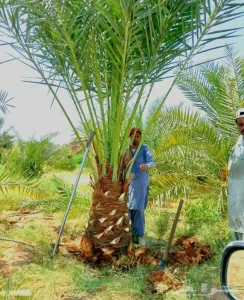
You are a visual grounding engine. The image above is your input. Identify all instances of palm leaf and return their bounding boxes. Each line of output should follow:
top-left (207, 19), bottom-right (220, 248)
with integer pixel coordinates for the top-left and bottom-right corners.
top-left (224, 45), bottom-right (244, 102)
top-left (145, 105), bottom-right (229, 202)
top-left (0, 90), bottom-right (14, 114)
top-left (0, 165), bottom-right (45, 199)
top-left (150, 173), bottom-right (213, 200)
top-left (51, 175), bottom-right (72, 199)
top-left (178, 46), bottom-right (244, 139)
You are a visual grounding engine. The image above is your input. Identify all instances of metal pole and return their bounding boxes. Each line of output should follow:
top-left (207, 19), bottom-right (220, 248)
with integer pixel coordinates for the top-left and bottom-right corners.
top-left (159, 199), bottom-right (184, 269)
top-left (51, 130), bottom-right (95, 258)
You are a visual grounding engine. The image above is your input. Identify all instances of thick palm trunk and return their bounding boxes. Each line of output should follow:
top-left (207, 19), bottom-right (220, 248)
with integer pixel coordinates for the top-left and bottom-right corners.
top-left (80, 165), bottom-right (132, 261)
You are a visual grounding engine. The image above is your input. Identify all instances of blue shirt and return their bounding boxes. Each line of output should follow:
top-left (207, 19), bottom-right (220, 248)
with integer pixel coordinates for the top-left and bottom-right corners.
top-left (128, 144), bottom-right (154, 210)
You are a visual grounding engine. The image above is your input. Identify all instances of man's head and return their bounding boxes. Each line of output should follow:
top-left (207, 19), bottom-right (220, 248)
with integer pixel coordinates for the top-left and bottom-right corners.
top-left (129, 127), bottom-right (141, 147)
top-left (235, 108), bottom-right (244, 135)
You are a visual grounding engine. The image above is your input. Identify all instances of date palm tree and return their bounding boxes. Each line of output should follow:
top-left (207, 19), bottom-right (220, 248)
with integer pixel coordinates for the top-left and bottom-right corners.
top-left (0, 1), bottom-right (243, 259)
top-left (144, 104), bottom-right (229, 210)
top-left (0, 90), bottom-right (14, 150)
top-left (0, 90), bottom-right (44, 198)
top-left (178, 46), bottom-right (244, 140)
top-left (166, 46), bottom-right (244, 210)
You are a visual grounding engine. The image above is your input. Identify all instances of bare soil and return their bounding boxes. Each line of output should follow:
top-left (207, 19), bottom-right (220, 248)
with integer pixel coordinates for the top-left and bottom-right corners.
top-left (51, 171), bottom-right (90, 185)
top-left (0, 210), bottom-right (61, 277)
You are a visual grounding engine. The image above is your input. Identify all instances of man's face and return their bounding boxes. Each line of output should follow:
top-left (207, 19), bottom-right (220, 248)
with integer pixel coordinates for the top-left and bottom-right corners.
top-left (131, 132), bottom-right (141, 146)
top-left (237, 117), bottom-right (244, 135)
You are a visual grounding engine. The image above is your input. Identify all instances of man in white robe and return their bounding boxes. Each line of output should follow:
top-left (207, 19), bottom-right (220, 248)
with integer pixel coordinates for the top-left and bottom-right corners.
top-left (228, 108), bottom-right (244, 240)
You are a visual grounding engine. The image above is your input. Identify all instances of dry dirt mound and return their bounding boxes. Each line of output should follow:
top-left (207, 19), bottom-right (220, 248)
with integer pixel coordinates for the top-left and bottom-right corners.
top-left (66, 235), bottom-right (213, 268)
top-left (168, 235), bottom-right (212, 266)
top-left (66, 235), bottom-right (213, 295)
top-left (147, 235), bottom-right (213, 294)
top-left (148, 270), bottom-right (182, 294)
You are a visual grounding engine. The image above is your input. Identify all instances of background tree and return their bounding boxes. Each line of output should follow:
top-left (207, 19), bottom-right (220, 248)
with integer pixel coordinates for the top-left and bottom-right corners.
top-left (150, 46), bottom-right (244, 210)
top-left (3, 133), bottom-right (59, 177)
top-left (178, 46), bottom-right (244, 140)
top-left (0, 90), bottom-right (14, 154)
top-left (48, 143), bottom-right (83, 172)
top-left (0, 90), bottom-right (43, 197)
top-left (0, 118), bottom-right (14, 158)
top-left (0, 1), bottom-right (243, 259)
top-left (144, 105), bottom-right (229, 211)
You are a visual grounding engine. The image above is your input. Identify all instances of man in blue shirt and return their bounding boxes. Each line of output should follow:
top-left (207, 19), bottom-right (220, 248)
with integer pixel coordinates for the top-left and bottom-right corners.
top-left (125, 127), bottom-right (154, 246)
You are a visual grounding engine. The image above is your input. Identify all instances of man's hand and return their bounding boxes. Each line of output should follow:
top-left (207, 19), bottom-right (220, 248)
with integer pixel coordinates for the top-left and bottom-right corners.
top-left (140, 164), bottom-right (148, 172)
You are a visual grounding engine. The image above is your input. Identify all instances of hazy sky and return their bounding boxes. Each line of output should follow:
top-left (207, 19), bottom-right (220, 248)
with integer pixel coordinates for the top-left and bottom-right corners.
top-left (0, 12), bottom-right (244, 145)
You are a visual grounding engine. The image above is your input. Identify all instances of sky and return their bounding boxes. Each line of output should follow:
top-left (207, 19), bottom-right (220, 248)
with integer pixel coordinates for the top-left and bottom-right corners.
top-left (0, 10), bottom-right (244, 145)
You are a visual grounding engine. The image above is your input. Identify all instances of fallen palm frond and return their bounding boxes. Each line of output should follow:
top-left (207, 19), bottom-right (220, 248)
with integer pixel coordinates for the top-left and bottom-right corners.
top-left (50, 175), bottom-right (72, 199)
top-left (0, 166), bottom-right (46, 199)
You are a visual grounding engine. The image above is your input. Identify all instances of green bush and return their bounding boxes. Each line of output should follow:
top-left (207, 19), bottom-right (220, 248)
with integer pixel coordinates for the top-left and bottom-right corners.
top-left (184, 198), bottom-right (223, 234)
top-left (154, 211), bottom-right (171, 239)
top-left (52, 154), bottom-right (77, 171)
top-left (3, 136), bottom-right (83, 175)
top-left (146, 209), bottom-right (172, 239)
top-left (48, 145), bottom-right (82, 171)
top-left (5, 134), bottom-right (58, 177)
top-left (71, 153), bottom-right (83, 165)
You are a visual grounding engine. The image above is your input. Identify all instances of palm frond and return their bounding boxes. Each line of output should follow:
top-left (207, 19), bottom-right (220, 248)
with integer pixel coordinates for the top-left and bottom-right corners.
top-left (177, 52), bottom-right (242, 140)
top-left (0, 90), bottom-right (14, 114)
top-left (145, 104), bottom-right (229, 201)
top-left (150, 173), bottom-right (216, 200)
top-left (0, 166), bottom-right (45, 199)
top-left (224, 45), bottom-right (244, 102)
top-left (51, 175), bottom-right (72, 199)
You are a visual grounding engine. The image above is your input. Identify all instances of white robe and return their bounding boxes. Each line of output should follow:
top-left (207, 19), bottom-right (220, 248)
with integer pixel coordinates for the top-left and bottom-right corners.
top-left (228, 135), bottom-right (244, 233)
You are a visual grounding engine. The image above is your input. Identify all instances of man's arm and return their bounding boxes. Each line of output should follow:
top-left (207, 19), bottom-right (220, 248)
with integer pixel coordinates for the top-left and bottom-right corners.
top-left (140, 145), bottom-right (154, 171)
top-left (145, 145), bottom-right (154, 168)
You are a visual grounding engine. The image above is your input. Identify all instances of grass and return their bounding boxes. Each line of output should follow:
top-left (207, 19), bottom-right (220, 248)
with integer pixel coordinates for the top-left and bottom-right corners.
top-left (0, 171), bottom-right (234, 299)
top-left (1, 259), bottom-right (159, 300)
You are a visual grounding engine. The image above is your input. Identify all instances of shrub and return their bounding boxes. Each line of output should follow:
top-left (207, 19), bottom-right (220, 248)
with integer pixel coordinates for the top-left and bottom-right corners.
top-left (48, 145), bottom-right (82, 171)
top-left (71, 153), bottom-right (83, 165)
top-left (184, 197), bottom-right (223, 234)
top-left (5, 134), bottom-right (58, 177)
top-left (154, 211), bottom-right (172, 239)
